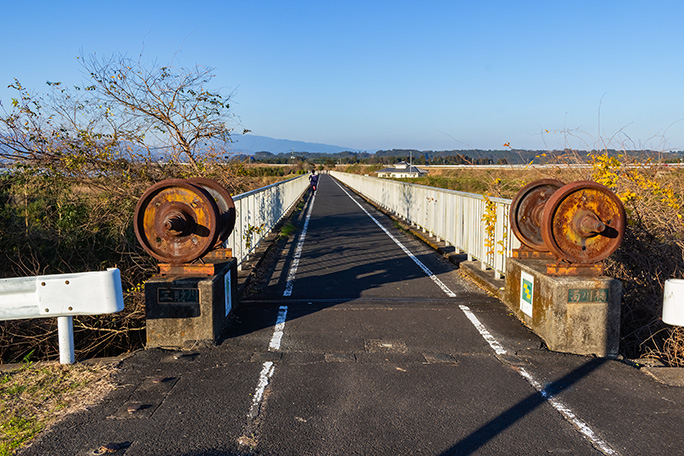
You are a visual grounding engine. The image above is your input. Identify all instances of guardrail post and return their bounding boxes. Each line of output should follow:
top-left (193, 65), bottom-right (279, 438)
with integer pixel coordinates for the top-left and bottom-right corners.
top-left (0, 268), bottom-right (124, 365)
top-left (57, 316), bottom-right (75, 364)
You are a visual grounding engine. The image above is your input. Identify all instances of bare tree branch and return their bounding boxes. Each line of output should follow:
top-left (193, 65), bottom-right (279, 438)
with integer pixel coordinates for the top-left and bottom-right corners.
top-left (81, 54), bottom-right (234, 170)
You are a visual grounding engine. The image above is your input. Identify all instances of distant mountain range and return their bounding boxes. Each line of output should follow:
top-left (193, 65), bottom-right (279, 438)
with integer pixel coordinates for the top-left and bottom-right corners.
top-left (226, 134), bottom-right (360, 155)
top-left (3, 131), bottom-right (683, 165)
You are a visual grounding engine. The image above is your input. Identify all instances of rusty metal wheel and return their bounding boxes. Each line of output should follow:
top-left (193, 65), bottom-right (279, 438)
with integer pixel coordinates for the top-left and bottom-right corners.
top-left (541, 180), bottom-right (626, 264)
top-left (509, 179), bottom-right (565, 251)
top-left (134, 179), bottom-right (220, 263)
top-left (186, 177), bottom-right (236, 245)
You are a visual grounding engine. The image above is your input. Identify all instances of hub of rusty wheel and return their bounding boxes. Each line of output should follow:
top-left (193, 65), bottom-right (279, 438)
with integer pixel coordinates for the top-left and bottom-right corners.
top-left (540, 180), bottom-right (626, 264)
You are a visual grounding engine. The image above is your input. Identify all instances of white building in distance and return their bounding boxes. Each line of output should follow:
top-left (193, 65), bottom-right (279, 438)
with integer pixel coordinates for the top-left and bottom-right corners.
top-left (377, 161), bottom-right (428, 178)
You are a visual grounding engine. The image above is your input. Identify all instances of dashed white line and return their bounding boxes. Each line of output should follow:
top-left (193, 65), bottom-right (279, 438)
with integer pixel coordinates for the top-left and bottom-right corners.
top-left (247, 306), bottom-right (289, 420)
top-left (248, 361), bottom-right (275, 419)
top-left (269, 306), bottom-right (288, 351)
top-left (247, 185), bottom-right (316, 421)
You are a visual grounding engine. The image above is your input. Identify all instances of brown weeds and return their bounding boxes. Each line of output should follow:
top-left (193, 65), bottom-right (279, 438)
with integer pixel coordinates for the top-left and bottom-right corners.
top-left (0, 361), bottom-right (116, 454)
top-left (367, 157), bottom-right (684, 364)
top-left (0, 161), bottom-right (295, 363)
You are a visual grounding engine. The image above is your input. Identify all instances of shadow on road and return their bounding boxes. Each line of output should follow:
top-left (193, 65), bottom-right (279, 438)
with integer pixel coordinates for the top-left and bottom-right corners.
top-left (440, 357), bottom-right (608, 455)
top-left (219, 179), bottom-right (482, 344)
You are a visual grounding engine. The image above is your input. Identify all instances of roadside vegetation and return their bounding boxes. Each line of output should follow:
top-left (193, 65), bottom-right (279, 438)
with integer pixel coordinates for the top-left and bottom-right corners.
top-left (0, 360), bottom-right (115, 456)
top-left (0, 55), bottom-right (313, 364)
top-left (344, 152), bottom-right (684, 364)
top-left (1, 50), bottom-right (683, 456)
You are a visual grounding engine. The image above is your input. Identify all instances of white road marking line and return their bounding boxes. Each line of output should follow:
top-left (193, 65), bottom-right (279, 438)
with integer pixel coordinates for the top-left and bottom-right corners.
top-left (247, 186), bottom-right (317, 421)
top-left (333, 179), bottom-right (456, 298)
top-left (458, 305), bottom-right (507, 355)
top-left (247, 305), bottom-right (289, 419)
top-left (283, 190), bottom-right (317, 297)
top-left (333, 177), bottom-right (617, 455)
top-left (248, 361), bottom-right (275, 418)
top-left (269, 306), bottom-right (288, 351)
top-left (516, 367), bottom-right (619, 455)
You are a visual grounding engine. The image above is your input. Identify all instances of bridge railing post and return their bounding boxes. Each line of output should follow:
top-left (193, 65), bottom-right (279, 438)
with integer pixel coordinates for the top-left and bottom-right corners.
top-left (226, 174), bottom-right (309, 270)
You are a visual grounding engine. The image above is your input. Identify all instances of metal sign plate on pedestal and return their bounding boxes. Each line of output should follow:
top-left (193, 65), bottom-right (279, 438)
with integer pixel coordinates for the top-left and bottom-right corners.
top-left (520, 270), bottom-right (534, 317)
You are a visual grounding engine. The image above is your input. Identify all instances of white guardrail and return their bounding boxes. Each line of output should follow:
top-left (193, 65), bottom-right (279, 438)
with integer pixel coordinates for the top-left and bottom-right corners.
top-left (0, 175), bottom-right (308, 364)
top-left (330, 171), bottom-right (520, 278)
top-left (224, 174), bottom-right (309, 270)
top-left (0, 269), bottom-right (124, 364)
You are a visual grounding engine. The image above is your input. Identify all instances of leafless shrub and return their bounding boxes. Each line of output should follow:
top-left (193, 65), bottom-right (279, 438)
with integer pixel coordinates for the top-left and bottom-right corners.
top-left (501, 154), bottom-right (684, 363)
top-left (373, 149), bottom-right (684, 363)
top-left (0, 55), bottom-right (284, 363)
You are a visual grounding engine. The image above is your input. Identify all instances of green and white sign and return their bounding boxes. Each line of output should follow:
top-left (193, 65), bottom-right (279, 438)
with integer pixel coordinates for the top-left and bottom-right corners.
top-left (520, 271), bottom-right (534, 317)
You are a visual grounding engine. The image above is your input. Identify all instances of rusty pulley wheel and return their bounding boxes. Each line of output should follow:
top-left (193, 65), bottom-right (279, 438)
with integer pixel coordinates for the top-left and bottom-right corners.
top-left (134, 179), bottom-right (220, 263)
top-left (541, 181), bottom-right (626, 264)
top-left (509, 179), bottom-right (565, 251)
top-left (187, 177), bottom-right (236, 245)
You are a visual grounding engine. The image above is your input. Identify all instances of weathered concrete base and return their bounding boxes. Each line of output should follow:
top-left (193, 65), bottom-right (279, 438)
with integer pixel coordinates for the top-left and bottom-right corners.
top-left (145, 259), bottom-right (237, 349)
top-left (503, 258), bottom-right (621, 357)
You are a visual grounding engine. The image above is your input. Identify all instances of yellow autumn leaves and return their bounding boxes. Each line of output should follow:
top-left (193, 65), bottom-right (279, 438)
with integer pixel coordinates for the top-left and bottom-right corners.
top-left (590, 152), bottom-right (683, 222)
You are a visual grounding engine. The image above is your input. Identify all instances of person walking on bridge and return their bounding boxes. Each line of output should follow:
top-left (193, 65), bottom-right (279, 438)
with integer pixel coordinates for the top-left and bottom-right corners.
top-left (309, 170), bottom-right (319, 192)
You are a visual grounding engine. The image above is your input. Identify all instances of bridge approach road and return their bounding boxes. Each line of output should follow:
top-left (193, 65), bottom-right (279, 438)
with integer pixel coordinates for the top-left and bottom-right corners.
top-left (20, 173), bottom-right (684, 456)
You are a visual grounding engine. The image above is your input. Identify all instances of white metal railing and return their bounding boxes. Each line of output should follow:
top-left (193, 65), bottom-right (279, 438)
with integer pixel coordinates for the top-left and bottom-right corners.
top-left (330, 171), bottom-right (520, 278)
top-left (224, 174), bottom-right (309, 269)
top-left (0, 177), bottom-right (307, 363)
top-left (0, 269), bottom-right (124, 364)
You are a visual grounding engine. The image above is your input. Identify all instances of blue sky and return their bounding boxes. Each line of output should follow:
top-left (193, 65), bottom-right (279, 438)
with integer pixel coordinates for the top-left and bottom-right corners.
top-left (2, 1), bottom-right (684, 152)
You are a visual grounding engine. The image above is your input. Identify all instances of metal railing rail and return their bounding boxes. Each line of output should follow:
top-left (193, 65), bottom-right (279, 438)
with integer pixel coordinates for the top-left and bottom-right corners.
top-left (0, 269), bottom-right (124, 364)
top-left (224, 174), bottom-right (309, 269)
top-left (0, 177), bottom-right (308, 363)
top-left (330, 171), bottom-right (520, 278)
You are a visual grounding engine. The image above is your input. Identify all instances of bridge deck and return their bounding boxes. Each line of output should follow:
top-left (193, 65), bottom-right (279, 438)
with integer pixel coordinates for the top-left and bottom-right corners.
top-left (21, 173), bottom-right (684, 456)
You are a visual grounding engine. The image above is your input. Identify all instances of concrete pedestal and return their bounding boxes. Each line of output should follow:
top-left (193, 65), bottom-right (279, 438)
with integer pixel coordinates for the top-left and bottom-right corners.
top-left (145, 259), bottom-right (237, 349)
top-left (503, 258), bottom-right (622, 357)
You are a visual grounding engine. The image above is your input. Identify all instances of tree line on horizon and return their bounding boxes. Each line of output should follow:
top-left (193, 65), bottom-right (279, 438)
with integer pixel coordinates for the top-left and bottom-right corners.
top-left (242, 148), bottom-right (684, 166)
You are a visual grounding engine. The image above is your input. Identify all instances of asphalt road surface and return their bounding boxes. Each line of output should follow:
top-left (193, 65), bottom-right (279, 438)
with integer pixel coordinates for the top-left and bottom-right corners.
top-left (21, 174), bottom-right (684, 456)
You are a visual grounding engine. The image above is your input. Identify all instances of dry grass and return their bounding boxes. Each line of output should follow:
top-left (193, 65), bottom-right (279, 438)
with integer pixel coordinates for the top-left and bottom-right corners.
top-left (0, 361), bottom-right (116, 455)
top-left (395, 166), bottom-right (595, 199)
top-left (0, 162), bottom-right (298, 364)
top-left (359, 161), bottom-right (684, 364)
